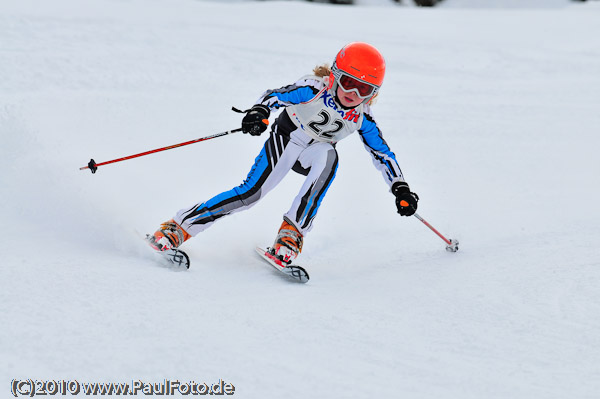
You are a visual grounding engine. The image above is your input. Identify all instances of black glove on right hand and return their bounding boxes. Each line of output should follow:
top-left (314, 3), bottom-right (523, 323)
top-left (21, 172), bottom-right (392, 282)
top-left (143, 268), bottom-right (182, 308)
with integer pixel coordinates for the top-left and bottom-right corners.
top-left (392, 181), bottom-right (419, 216)
top-left (241, 104), bottom-right (270, 136)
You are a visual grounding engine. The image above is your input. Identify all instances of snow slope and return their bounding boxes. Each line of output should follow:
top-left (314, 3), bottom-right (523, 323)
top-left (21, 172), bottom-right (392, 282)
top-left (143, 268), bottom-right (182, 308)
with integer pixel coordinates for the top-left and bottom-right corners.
top-left (1, 0), bottom-right (599, 398)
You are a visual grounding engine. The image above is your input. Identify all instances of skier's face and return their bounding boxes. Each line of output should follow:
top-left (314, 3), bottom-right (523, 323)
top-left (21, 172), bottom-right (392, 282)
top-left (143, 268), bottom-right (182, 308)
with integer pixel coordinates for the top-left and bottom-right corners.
top-left (336, 86), bottom-right (364, 108)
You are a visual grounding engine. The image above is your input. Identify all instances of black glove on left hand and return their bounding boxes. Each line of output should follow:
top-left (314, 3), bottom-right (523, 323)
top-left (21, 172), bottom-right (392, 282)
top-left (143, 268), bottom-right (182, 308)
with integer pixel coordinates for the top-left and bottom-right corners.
top-left (392, 181), bottom-right (419, 216)
top-left (241, 104), bottom-right (270, 136)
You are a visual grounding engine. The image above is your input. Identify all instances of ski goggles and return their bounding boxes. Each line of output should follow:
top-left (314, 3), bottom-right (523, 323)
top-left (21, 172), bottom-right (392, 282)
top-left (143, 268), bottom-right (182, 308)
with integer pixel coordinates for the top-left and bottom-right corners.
top-left (337, 73), bottom-right (379, 99)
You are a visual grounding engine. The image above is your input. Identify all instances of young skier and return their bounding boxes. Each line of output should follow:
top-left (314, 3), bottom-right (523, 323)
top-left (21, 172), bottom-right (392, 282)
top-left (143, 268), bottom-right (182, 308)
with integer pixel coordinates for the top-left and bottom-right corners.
top-left (147, 42), bottom-right (419, 265)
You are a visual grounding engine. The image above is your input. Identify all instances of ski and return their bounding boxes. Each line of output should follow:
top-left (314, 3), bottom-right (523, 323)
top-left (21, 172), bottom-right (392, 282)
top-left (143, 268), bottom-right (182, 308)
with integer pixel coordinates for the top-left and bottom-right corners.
top-left (144, 234), bottom-right (190, 269)
top-left (255, 247), bottom-right (309, 283)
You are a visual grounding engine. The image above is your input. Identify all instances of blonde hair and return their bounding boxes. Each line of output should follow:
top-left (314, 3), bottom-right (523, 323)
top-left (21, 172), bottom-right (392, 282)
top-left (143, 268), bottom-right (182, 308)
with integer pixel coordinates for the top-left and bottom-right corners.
top-left (313, 64), bottom-right (331, 78)
top-left (312, 63), bottom-right (379, 105)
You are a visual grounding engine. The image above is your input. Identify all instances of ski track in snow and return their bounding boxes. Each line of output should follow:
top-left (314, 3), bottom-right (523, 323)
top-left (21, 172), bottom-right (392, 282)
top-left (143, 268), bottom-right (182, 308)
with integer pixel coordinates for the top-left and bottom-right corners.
top-left (1, 0), bottom-right (599, 398)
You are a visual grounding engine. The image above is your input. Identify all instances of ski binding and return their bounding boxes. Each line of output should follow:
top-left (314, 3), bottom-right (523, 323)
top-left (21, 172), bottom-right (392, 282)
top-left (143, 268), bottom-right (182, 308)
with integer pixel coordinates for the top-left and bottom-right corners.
top-left (255, 247), bottom-right (309, 283)
top-left (145, 234), bottom-right (190, 269)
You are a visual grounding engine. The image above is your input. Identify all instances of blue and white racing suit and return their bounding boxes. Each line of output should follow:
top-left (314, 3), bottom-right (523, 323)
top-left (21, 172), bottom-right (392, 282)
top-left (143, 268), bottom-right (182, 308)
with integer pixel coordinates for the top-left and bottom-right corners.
top-left (174, 76), bottom-right (406, 236)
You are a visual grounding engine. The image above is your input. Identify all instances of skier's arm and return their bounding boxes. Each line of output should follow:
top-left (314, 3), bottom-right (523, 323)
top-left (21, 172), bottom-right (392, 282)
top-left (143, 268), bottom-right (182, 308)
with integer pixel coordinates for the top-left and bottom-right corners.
top-left (239, 77), bottom-right (323, 136)
top-left (358, 111), bottom-right (419, 216)
top-left (255, 77), bottom-right (323, 111)
top-left (357, 110), bottom-right (406, 188)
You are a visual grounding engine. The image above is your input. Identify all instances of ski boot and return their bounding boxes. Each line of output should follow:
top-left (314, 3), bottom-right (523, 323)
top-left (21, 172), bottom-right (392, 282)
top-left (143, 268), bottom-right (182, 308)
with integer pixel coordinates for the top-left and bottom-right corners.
top-left (269, 218), bottom-right (303, 265)
top-left (147, 219), bottom-right (191, 252)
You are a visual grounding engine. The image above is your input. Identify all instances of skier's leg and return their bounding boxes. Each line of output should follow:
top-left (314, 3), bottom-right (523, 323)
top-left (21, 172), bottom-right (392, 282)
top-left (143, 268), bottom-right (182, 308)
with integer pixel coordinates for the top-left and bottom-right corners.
top-left (271, 142), bottom-right (338, 262)
top-left (285, 142), bottom-right (338, 235)
top-left (174, 131), bottom-right (301, 236)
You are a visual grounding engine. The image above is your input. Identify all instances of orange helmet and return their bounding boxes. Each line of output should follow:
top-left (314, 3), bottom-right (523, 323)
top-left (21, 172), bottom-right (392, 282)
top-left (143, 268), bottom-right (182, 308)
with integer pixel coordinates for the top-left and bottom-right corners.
top-left (329, 42), bottom-right (386, 101)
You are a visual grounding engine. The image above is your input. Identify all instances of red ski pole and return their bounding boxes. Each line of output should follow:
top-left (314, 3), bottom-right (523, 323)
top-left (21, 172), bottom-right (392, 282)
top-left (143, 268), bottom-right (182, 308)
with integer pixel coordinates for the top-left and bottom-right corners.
top-left (80, 127), bottom-right (243, 174)
top-left (413, 212), bottom-right (459, 252)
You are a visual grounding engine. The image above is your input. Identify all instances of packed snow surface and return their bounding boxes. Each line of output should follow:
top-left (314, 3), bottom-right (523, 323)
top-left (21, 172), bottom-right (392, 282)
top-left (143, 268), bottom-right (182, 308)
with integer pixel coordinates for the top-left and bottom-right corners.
top-left (1, 0), bottom-right (599, 398)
